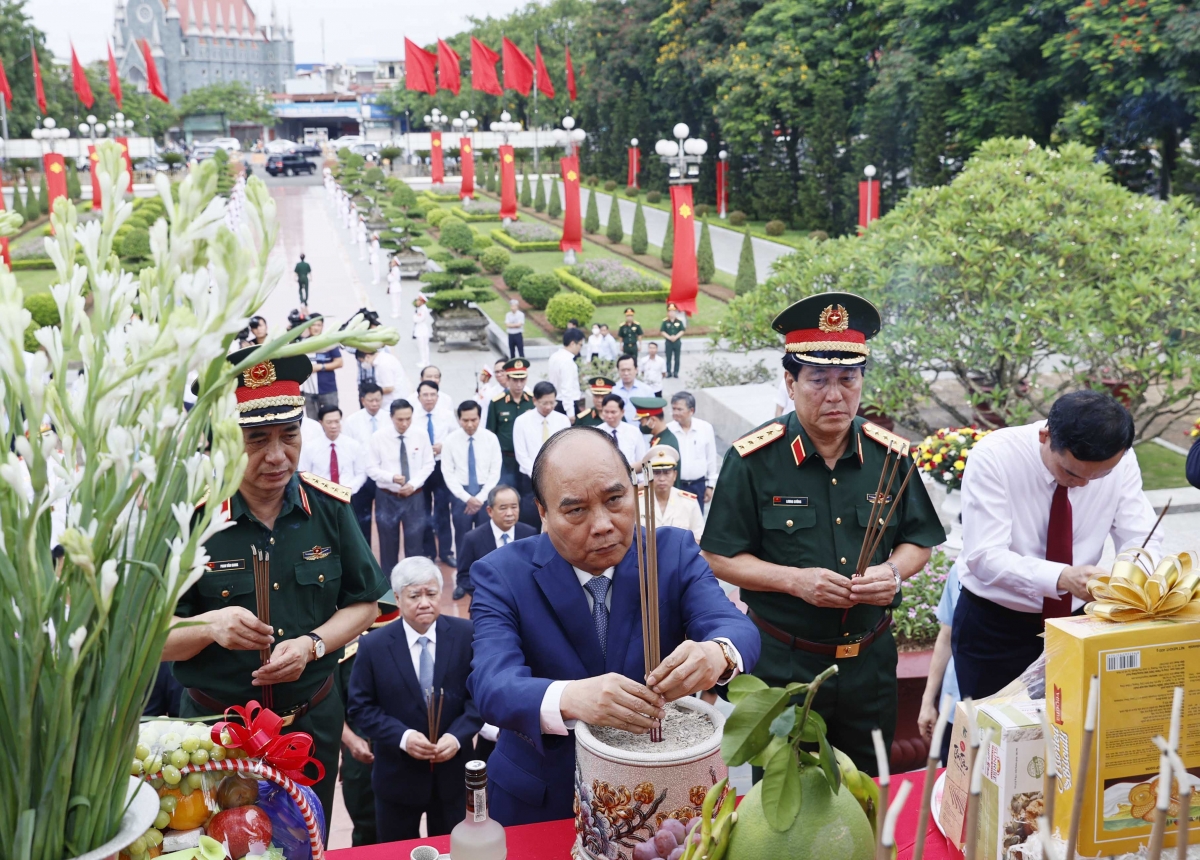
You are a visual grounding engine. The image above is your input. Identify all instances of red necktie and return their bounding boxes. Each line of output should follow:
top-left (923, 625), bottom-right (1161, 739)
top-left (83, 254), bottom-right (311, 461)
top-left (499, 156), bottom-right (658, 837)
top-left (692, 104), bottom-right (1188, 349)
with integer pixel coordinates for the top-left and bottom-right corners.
top-left (1041, 483), bottom-right (1073, 619)
top-left (330, 443), bottom-right (340, 485)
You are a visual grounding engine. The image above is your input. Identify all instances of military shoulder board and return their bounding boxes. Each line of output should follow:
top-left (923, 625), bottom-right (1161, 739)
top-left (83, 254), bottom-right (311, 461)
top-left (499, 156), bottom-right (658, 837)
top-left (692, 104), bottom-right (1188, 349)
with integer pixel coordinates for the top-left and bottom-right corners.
top-left (300, 471), bottom-right (353, 503)
top-left (861, 422), bottom-right (911, 453)
top-left (732, 423), bottom-right (786, 457)
top-left (340, 640), bottom-right (359, 663)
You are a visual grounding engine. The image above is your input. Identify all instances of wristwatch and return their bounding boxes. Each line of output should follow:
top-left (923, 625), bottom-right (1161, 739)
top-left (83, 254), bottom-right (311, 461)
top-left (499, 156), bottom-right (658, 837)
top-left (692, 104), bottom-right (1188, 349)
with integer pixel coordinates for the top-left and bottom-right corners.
top-left (714, 640), bottom-right (738, 684)
top-left (306, 632), bottom-right (326, 661)
top-left (886, 561), bottom-right (902, 590)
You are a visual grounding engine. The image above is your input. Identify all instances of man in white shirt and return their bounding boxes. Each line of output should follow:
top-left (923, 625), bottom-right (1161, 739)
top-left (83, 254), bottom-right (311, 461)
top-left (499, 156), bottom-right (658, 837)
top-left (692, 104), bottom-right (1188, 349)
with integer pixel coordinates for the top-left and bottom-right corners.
top-left (599, 393), bottom-right (647, 467)
top-left (442, 400), bottom-right (503, 578)
top-left (368, 398), bottom-right (436, 573)
top-left (638, 342), bottom-right (667, 397)
top-left (342, 383), bottom-right (387, 540)
top-left (546, 329), bottom-right (584, 420)
top-left (513, 381), bottom-right (571, 524)
top-left (612, 354), bottom-right (655, 424)
top-left (367, 348), bottom-right (412, 400)
top-left (667, 391), bottom-right (720, 511)
top-left (596, 324), bottom-right (619, 361)
top-left (505, 299), bottom-right (525, 359)
top-left (419, 365), bottom-right (458, 421)
top-left (415, 380), bottom-right (458, 566)
top-left (298, 405), bottom-right (368, 493)
top-left (954, 390), bottom-right (1161, 701)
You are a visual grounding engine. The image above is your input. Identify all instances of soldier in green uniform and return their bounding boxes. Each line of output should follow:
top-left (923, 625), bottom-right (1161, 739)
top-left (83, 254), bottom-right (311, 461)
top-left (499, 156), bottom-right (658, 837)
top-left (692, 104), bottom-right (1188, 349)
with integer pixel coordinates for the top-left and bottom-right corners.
top-left (618, 308), bottom-right (644, 358)
top-left (700, 293), bottom-right (945, 775)
top-left (660, 303), bottom-right (685, 379)
top-left (165, 348), bottom-right (391, 823)
top-left (576, 376), bottom-right (615, 427)
top-left (631, 397), bottom-right (680, 486)
top-left (484, 357), bottom-right (535, 489)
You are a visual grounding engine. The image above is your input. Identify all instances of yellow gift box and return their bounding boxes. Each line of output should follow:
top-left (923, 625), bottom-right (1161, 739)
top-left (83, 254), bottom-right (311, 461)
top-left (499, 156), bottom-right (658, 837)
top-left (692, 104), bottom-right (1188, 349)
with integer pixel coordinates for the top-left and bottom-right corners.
top-left (1045, 613), bottom-right (1200, 857)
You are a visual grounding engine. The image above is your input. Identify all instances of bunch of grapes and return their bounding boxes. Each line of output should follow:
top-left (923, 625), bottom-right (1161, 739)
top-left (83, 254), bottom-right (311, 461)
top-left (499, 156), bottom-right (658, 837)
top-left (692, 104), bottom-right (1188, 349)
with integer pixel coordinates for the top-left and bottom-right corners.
top-left (631, 818), bottom-right (700, 860)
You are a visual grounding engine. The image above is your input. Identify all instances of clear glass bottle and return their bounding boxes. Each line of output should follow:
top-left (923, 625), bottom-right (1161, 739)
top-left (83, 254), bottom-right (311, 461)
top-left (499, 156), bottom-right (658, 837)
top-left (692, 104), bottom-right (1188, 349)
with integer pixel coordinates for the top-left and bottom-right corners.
top-left (450, 760), bottom-right (507, 860)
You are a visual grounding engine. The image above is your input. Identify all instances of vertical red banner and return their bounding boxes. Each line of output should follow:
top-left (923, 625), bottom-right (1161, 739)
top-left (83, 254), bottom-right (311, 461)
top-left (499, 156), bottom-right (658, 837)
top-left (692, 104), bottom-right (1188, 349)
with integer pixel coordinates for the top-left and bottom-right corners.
top-left (858, 179), bottom-right (880, 230)
top-left (44, 154), bottom-right (69, 212)
top-left (627, 147), bottom-right (640, 189)
top-left (116, 137), bottom-right (135, 192)
top-left (0, 182), bottom-right (10, 269)
top-left (560, 156), bottom-right (582, 252)
top-left (459, 138), bottom-right (475, 199)
top-left (88, 145), bottom-right (103, 209)
top-left (668, 186), bottom-right (698, 315)
top-left (716, 161), bottom-right (728, 218)
top-left (498, 145), bottom-right (518, 220)
top-left (430, 131), bottom-right (445, 185)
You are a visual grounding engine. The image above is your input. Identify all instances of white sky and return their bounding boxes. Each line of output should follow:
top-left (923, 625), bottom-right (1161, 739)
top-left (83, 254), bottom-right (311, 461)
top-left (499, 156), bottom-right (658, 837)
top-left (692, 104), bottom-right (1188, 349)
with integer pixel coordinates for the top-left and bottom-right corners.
top-left (27, 0), bottom-right (523, 66)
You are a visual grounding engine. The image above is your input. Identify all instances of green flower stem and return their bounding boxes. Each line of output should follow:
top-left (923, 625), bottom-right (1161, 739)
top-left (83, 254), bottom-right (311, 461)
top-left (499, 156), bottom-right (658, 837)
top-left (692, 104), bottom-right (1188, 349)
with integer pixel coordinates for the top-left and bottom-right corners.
top-left (796, 664), bottom-right (839, 740)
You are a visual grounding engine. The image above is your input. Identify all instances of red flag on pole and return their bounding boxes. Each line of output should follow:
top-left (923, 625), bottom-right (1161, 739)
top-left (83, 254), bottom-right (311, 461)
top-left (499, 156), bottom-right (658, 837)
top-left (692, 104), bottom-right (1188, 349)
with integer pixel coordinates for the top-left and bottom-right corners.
top-left (498, 145), bottom-right (518, 220)
top-left (71, 44), bottom-right (95, 108)
top-left (43, 153), bottom-right (69, 216)
top-left (716, 159), bottom-right (728, 218)
top-left (0, 58), bottom-right (12, 109)
top-left (460, 138), bottom-right (475, 200)
top-left (627, 147), bottom-right (640, 189)
top-left (405, 38), bottom-right (437, 95)
top-left (560, 156), bottom-right (582, 253)
top-left (668, 186), bottom-right (699, 315)
top-left (502, 38), bottom-right (534, 96)
top-left (88, 145), bottom-right (103, 210)
top-left (470, 38), bottom-right (502, 96)
top-left (535, 46), bottom-right (555, 99)
top-left (565, 46), bottom-right (577, 101)
top-left (107, 43), bottom-right (123, 109)
top-left (858, 178), bottom-right (880, 230)
top-left (437, 39), bottom-right (461, 95)
top-left (138, 39), bottom-right (169, 102)
top-left (32, 45), bottom-right (47, 114)
top-left (430, 130), bottom-right (444, 185)
top-left (116, 137), bottom-right (135, 192)
top-left (0, 176), bottom-right (10, 269)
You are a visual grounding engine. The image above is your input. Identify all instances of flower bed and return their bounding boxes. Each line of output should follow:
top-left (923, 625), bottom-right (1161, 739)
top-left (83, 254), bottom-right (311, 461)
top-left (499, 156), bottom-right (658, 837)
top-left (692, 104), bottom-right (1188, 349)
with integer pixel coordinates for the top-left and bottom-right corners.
top-left (456, 202), bottom-right (504, 222)
top-left (569, 259), bottom-right (665, 294)
top-left (554, 265), bottom-right (670, 306)
top-left (491, 222), bottom-right (562, 252)
top-left (894, 548), bottom-right (953, 648)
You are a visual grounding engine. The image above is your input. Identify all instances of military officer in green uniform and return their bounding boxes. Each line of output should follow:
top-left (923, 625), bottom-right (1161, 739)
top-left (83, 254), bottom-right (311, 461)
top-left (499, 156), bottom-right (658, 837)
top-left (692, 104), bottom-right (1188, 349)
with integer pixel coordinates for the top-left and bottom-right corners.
top-left (576, 376), bottom-right (616, 427)
top-left (484, 357), bottom-right (535, 489)
top-left (700, 293), bottom-right (945, 775)
top-left (165, 348), bottom-right (391, 823)
top-left (631, 397), bottom-right (680, 486)
top-left (660, 303), bottom-right (685, 379)
top-left (618, 308), bottom-right (644, 358)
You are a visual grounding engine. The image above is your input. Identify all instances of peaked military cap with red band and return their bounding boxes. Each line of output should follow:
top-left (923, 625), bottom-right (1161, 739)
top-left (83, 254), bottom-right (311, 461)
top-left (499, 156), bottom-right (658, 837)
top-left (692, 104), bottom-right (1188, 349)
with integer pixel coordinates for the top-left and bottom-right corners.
top-left (227, 346), bottom-right (312, 427)
top-left (771, 292), bottom-right (881, 367)
top-left (587, 376), bottom-right (616, 396)
top-left (503, 357), bottom-right (531, 379)
top-left (631, 396), bottom-right (668, 418)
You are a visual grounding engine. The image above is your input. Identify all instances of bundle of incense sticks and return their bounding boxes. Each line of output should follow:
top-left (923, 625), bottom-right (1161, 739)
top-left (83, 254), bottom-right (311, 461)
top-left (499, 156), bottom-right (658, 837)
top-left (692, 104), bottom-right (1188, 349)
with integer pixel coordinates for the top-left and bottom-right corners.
top-left (631, 465), bottom-right (662, 743)
top-left (855, 440), bottom-right (917, 576)
top-left (426, 687), bottom-right (444, 770)
top-left (251, 545), bottom-right (273, 711)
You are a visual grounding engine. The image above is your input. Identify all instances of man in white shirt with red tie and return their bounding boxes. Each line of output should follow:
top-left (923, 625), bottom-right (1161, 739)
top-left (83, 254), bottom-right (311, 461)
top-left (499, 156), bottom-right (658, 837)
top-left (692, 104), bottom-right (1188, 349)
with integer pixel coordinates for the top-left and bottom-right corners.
top-left (953, 390), bottom-right (1162, 700)
top-left (298, 405), bottom-right (368, 494)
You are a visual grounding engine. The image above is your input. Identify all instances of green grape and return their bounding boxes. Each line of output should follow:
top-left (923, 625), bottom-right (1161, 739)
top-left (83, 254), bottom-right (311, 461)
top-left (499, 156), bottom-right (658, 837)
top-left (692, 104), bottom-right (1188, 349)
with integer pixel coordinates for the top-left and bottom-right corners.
top-left (198, 736), bottom-right (215, 751)
top-left (187, 772), bottom-right (205, 788)
top-left (128, 836), bottom-right (147, 856)
top-left (159, 732), bottom-right (182, 751)
top-left (181, 736), bottom-right (200, 753)
top-left (130, 759), bottom-right (143, 776)
top-left (161, 764), bottom-right (181, 786)
top-left (135, 743), bottom-right (151, 760)
top-left (169, 749), bottom-right (190, 769)
top-left (143, 754), bottom-right (162, 775)
top-left (154, 811), bottom-right (171, 830)
top-left (178, 780), bottom-right (193, 797)
top-left (159, 794), bottom-right (178, 813)
top-left (145, 829), bottom-right (164, 848)
top-left (190, 749), bottom-right (210, 766)
top-left (211, 746), bottom-right (227, 762)
top-left (149, 776), bottom-right (164, 790)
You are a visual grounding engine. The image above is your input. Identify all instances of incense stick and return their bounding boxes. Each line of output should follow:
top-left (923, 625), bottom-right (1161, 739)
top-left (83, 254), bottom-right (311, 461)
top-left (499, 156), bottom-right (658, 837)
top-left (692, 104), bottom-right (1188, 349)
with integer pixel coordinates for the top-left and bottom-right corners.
top-left (913, 694), bottom-right (953, 860)
top-left (964, 728), bottom-right (994, 860)
top-left (251, 545), bottom-right (274, 711)
top-left (1148, 752), bottom-right (1172, 860)
top-left (857, 444), bottom-right (896, 575)
top-left (426, 687), bottom-right (444, 771)
top-left (857, 443), bottom-right (902, 575)
top-left (1037, 706), bottom-right (1058, 834)
top-left (1168, 749), bottom-right (1190, 860)
top-left (632, 467), bottom-right (662, 742)
top-left (877, 778), bottom-right (913, 860)
top-left (873, 729), bottom-right (891, 860)
top-left (1065, 676), bottom-right (1098, 860)
top-left (1142, 497), bottom-right (1171, 549)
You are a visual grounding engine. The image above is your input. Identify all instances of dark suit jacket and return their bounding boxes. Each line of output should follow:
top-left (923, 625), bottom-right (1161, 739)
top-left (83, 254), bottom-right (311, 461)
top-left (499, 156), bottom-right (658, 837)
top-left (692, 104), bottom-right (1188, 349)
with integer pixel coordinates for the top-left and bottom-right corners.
top-left (346, 615), bottom-right (483, 807)
top-left (466, 527), bottom-right (760, 826)
top-left (458, 521), bottom-right (538, 582)
top-left (1189, 438), bottom-right (1200, 489)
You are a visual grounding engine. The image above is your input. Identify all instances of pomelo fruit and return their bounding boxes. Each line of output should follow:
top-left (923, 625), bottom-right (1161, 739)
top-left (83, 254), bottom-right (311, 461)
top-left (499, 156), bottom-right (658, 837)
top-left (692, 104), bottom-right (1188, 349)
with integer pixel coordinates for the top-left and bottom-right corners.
top-left (727, 765), bottom-right (874, 860)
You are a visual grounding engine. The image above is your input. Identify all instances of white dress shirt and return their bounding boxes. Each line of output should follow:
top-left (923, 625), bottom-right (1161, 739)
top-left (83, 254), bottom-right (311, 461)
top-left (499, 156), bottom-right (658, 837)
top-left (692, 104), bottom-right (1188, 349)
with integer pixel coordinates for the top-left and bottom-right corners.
top-left (372, 350), bottom-right (412, 400)
top-left (639, 354), bottom-right (666, 389)
top-left (298, 433), bottom-right (367, 493)
top-left (668, 418), bottom-right (720, 485)
top-left (367, 425), bottom-right (435, 492)
top-left (597, 334), bottom-right (619, 361)
top-left (398, 619), bottom-right (461, 755)
top-left (343, 407), bottom-right (387, 449)
top-left (415, 405), bottom-right (456, 461)
top-left (539, 566), bottom-right (744, 736)
top-left (413, 306), bottom-right (433, 339)
top-left (612, 379), bottom-right (656, 423)
top-left (442, 427), bottom-right (503, 504)
top-left (600, 420), bottom-right (648, 466)
top-left (960, 421), bottom-right (1161, 613)
top-left (547, 348), bottom-right (583, 411)
top-left (301, 415), bottom-right (325, 448)
top-left (513, 408), bottom-right (571, 477)
top-left (490, 520), bottom-right (517, 547)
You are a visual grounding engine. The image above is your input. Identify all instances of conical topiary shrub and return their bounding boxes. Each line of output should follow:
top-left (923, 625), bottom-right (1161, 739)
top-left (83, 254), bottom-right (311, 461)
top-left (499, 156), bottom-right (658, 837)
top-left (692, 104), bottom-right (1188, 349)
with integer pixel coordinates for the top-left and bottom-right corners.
top-left (605, 195), bottom-right (624, 244)
top-left (697, 219), bottom-right (715, 283)
top-left (38, 172), bottom-right (50, 214)
top-left (630, 200), bottom-right (648, 254)
top-left (661, 209), bottom-right (674, 268)
top-left (735, 227), bottom-right (757, 294)
top-left (534, 174), bottom-right (546, 212)
top-left (547, 176), bottom-right (562, 218)
top-left (66, 163), bottom-right (82, 201)
top-left (519, 170), bottom-right (532, 207)
top-left (24, 185), bottom-right (39, 222)
top-left (584, 188), bottom-right (600, 234)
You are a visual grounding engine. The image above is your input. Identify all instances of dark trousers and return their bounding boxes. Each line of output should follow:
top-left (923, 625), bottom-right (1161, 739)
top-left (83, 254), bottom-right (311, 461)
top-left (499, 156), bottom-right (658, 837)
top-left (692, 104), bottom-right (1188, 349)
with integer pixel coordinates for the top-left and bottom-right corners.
top-left (304, 390), bottom-right (338, 420)
top-left (375, 782), bottom-right (458, 843)
top-left (340, 746), bottom-right (377, 846)
top-left (450, 496), bottom-right (490, 571)
top-left (499, 453), bottom-right (520, 490)
top-left (422, 463), bottom-right (455, 561)
top-left (375, 490), bottom-right (427, 573)
top-left (299, 281), bottom-right (309, 305)
top-left (508, 333), bottom-right (525, 358)
top-left (350, 480), bottom-right (376, 543)
top-left (679, 478), bottom-right (707, 512)
top-left (665, 340), bottom-right (681, 377)
top-left (516, 472), bottom-right (539, 529)
top-left (952, 588), bottom-right (1045, 701)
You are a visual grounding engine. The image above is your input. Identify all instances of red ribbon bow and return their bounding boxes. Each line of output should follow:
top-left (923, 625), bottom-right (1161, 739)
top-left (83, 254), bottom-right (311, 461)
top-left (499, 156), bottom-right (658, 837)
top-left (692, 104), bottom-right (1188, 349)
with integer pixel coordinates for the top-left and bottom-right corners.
top-left (211, 701), bottom-right (325, 786)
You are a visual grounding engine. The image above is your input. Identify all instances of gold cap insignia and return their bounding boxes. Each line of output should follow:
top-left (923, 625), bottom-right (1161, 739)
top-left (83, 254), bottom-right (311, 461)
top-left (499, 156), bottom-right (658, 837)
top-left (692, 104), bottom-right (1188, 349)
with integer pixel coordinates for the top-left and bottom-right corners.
top-left (243, 360), bottom-right (278, 389)
top-left (818, 304), bottom-right (850, 333)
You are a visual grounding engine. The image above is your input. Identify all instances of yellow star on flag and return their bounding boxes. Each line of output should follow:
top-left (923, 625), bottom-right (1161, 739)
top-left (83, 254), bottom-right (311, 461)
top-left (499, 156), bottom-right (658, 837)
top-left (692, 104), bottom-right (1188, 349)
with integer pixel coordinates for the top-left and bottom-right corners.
top-left (567, 170), bottom-right (578, 181)
top-left (433, 139), bottom-right (442, 148)
top-left (503, 154), bottom-right (513, 163)
top-left (50, 163), bottom-right (63, 174)
top-left (90, 152), bottom-right (99, 162)
top-left (463, 144), bottom-right (472, 153)
top-left (679, 204), bottom-right (692, 219)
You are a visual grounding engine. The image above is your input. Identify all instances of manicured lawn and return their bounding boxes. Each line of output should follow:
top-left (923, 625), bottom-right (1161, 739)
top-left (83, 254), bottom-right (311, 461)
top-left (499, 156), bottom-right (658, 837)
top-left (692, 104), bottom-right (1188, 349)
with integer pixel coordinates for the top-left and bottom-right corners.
top-left (1134, 442), bottom-right (1190, 491)
top-left (15, 268), bottom-right (58, 296)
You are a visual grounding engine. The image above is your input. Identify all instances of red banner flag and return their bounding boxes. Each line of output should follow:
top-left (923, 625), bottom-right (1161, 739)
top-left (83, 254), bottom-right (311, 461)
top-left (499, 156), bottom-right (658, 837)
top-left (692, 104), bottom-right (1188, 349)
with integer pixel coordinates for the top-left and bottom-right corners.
top-left (565, 46), bottom-right (577, 101)
top-left (498, 145), bottom-right (518, 220)
top-left (716, 159), bottom-right (729, 218)
top-left (430, 130), bottom-right (444, 185)
top-left (470, 38), bottom-right (502, 96)
top-left (437, 39), bottom-right (461, 96)
top-left (502, 37), bottom-right (534, 96)
top-left (858, 179), bottom-right (880, 230)
top-left (32, 45), bottom-right (47, 114)
top-left (668, 185), bottom-right (699, 315)
top-left (88, 145), bottom-right (103, 210)
top-left (535, 46), bottom-right (555, 99)
top-left (627, 147), bottom-right (640, 189)
top-left (0, 58), bottom-right (12, 110)
top-left (107, 43), bottom-right (123, 109)
top-left (116, 137), bottom-right (135, 192)
top-left (71, 44), bottom-right (95, 108)
top-left (0, 178), bottom-right (10, 269)
top-left (44, 153), bottom-right (69, 217)
top-left (560, 156), bottom-right (582, 253)
top-left (139, 39), bottom-right (169, 102)
top-left (405, 38), bottom-right (437, 95)
top-left (459, 137), bottom-right (475, 200)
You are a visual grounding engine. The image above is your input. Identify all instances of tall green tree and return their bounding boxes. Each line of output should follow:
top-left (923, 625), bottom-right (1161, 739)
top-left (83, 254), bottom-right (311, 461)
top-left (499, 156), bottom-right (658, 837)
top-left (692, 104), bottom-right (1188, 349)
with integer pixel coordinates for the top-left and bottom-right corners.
top-left (661, 210), bottom-right (674, 267)
top-left (605, 195), bottom-right (624, 243)
top-left (584, 188), bottom-right (600, 233)
top-left (175, 82), bottom-right (276, 125)
top-left (548, 176), bottom-right (562, 217)
top-left (37, 172), bottom-right (48, 215)
top-left (735, 227), bottom-right (757, 293)
top-left (519, 170), bottom-right (532, 207)
top-left (534, 174), bottom-right (547, 212)
top-left (631, 200), bottom-right (648, 253)
top-left (696, 219), bottom-right (715, 282)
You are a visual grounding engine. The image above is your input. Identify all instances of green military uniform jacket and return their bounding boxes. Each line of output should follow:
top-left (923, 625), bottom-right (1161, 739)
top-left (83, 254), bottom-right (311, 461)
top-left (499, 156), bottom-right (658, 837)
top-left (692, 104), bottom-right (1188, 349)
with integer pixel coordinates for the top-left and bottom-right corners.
top-left (485, 390), bottom-right (535, 454)
top-left (701, 413), bottom-right (945, 642)
top-left (661, 318), bottom-right (685, 342)
top-left (174, 471), bottom-right (390, 709)
top-left (618, 322), bottom-right (644, 357)
top-left (576, 407), bottom-right (603, 427)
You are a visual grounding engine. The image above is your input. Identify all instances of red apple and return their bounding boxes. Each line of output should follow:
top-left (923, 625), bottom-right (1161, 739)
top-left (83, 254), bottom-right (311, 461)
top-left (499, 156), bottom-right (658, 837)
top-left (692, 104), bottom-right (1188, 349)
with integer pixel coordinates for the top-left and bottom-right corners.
top-left (207, 806), bottom-right (272, 858)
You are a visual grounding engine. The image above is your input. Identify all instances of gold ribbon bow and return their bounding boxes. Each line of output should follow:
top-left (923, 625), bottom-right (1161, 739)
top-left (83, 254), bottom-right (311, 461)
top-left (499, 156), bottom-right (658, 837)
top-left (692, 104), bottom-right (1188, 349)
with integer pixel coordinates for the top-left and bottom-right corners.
top-left (1085, 548), bottom-right (1200, 622)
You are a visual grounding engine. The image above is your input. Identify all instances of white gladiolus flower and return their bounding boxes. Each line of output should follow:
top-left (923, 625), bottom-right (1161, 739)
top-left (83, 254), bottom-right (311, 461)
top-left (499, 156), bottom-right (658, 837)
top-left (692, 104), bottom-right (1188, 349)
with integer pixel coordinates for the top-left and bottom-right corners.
top-left (99, 560), bottom-right (119, 611)
top-left (68, 626), bottom-right (87, 662)
top-left (133, 455), bottom-right (157, 484)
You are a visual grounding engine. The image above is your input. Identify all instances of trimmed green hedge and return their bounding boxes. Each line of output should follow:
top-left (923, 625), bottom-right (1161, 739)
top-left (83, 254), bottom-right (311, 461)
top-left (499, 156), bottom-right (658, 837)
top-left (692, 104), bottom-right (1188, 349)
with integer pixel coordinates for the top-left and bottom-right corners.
top-left (422, 190), bottom-right (461, 203)
top-left (9, 257), bottom-right (56, 270)
top-left (455, 207), bottom-right (503, 222)
top-left (491, 229), bottom-right (560, 253)
top-left (554, 266), bottom-right (670, 306)
top-left (518, 272), bottom-right (561, 309)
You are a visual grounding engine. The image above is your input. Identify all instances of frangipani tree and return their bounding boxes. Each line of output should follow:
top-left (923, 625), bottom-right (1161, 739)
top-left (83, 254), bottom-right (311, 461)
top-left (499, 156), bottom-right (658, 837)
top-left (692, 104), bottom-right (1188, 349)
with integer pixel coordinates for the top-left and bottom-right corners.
top-left (0, 141), bottom-right (396, 860)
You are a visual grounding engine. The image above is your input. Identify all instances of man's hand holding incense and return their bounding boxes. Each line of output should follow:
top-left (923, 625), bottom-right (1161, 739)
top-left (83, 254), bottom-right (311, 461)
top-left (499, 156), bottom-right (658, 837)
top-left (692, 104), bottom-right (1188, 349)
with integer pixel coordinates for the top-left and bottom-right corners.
top-left (560, 673), bottom-right (665, 733)
top-left (252, 637), bottom-right (311, 685)
top-left (849, 564), bottom-right (899, 606)
top-left (647, 640), bottom-right (727, 702)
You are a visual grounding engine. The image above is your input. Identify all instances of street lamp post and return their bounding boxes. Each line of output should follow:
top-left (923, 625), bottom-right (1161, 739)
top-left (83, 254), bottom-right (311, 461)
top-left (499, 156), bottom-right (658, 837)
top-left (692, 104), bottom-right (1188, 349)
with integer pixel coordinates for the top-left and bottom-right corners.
top-left (860, 164), bottom-right (878, 230)
top-left (31, 117), bottom-right (70, 153)
top-left (424, 108), bottom-right (449, 185)
top-left (489, 112), bottom-right (523, 226)
top-left (78, 114), bottom-right (108, 144)
top-left (452, 111), bottom-right (480, 205)
top-left (654, 122), bottom-right (707, 186)
top-left (552, 116), bottom-right (588, 264)
top-left (717, 149), bottom-right (729, 219)
top-left (654, 123), bottom-right (707, 320)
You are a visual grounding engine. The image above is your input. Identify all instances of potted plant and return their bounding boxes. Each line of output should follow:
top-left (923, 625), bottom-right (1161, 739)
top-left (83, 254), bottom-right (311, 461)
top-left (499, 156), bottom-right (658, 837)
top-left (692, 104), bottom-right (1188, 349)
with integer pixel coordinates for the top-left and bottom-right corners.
top-left (420, 267), bottom-right (497, 350)
top-left (912, 426), bottom-right (991, 550)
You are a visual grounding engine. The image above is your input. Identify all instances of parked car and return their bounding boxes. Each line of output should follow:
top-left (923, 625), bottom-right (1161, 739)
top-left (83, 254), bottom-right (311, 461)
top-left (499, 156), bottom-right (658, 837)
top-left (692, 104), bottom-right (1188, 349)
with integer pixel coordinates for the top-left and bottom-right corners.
top-left (209, 137), bottom-right (242, 152)
top-left (329, 135), bottom-right (362, 149)
top-left (265, 138), bottom-right (297, 154)
top-left (266, 153), bottom-right (316, 176)
top-left (292, 144), bottom-right (322, 158)
top-left (191, 145), bottom-right (218, 161)
top-left (350, 142), bottom-right (379, 161)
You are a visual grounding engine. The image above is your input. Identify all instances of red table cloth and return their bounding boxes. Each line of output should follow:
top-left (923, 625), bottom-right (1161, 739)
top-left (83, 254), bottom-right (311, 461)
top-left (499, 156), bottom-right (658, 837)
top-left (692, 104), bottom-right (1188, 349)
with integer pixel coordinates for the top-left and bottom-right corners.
top-left (327, 769), bottom-right (960, 860)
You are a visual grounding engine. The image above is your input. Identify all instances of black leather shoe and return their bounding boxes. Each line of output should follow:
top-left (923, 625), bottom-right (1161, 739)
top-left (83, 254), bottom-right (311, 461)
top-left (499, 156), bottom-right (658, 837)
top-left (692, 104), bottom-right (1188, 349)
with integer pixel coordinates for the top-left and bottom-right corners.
top-left (442, 555), bottom-right (457, 567)
top-left (452, 586), bottom-right (466, 601)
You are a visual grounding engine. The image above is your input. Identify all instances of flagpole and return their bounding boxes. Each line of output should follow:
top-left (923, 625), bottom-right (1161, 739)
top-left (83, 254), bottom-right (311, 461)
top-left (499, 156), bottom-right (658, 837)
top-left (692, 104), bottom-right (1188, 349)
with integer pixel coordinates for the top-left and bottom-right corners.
top-left (533, 34), bottom-right (539, 175)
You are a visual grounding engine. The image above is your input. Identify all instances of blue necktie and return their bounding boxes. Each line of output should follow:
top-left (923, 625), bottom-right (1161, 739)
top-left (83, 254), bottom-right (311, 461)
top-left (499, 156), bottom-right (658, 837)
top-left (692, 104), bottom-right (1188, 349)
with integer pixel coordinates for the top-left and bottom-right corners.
top-left (427, 412), bottom-right (435, 445)
top-left (417, 636), bottom-right (433, 693)
top-left (370, 414), bottom-right (378, 434)
top-left (466, 436), bottom-right (481, 495)
top-left (501, 533), bottom-right (510, 545)
top-left (583, 576), bottom-right (611, 658)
